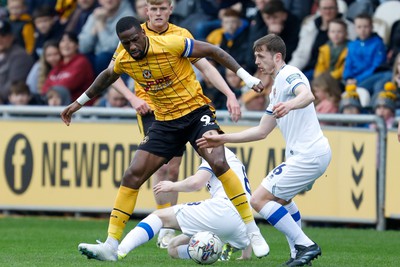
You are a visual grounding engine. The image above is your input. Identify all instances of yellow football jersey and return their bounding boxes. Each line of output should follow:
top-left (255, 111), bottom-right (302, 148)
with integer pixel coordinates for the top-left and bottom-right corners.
top-left (112, 23), bottom-right (201, 110)
top-left (114, 35), bottom-right (211, 121)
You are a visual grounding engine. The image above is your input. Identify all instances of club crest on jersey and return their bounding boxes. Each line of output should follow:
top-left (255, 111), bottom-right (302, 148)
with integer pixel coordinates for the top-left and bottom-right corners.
top-left (286, 73), bottom-right (301, 84)
top-left (142, 70), bottom-right (152, 79)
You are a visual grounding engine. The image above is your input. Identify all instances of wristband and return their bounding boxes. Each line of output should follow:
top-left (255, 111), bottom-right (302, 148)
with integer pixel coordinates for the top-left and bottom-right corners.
top-left (236, 68), bottom-right (261, 89)
top-left (76, 93), bottom-right (91, 105)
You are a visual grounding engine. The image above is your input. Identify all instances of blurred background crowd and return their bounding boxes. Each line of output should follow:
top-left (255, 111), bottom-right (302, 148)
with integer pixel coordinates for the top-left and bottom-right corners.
top-left (0, 0), bottom-right (400, 130)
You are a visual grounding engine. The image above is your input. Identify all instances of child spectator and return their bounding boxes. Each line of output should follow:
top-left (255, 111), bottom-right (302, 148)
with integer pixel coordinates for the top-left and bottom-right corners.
top-left (8, 81), bottom-right (43, 105)
top-left (0, 19), bottom-right (34, 103)
top-left (339, 84), bottom-right (367, 127)
top-left (27, 39), bottom-right (61, 95)
top-left (206, 8), bottom-right (249, 70)
top-left (46, 85), bottom-right (71, 106)
top-left (339, 84), bottom-right (363, 114)
top-left (343, 13), bottom-right (386, 89)
top-left (32, 5), bottom-right (65, 60)
top-left (314, 18), bottom-right (348, 81)
top-left (42, 31), bottom-right (95, 103)
top-left (312, 72), bottom-right (342, 114)
top-left (370, 82), bottom-right (397, 129)
top-left (94, 87), bottom-right (129, 108)
top-left (7, 0), bottom-right (35, 55)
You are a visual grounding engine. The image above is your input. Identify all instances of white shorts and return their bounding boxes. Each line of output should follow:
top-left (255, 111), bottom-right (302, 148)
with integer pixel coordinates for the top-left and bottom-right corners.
top-left (173, 198), bottom-right (249, 250)
top-left (261, 151), bottom-right (331, 201)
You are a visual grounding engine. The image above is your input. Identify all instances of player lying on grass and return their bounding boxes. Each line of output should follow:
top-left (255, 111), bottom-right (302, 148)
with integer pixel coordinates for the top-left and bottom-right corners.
top-left (117, 147), bottom-right (265, 261)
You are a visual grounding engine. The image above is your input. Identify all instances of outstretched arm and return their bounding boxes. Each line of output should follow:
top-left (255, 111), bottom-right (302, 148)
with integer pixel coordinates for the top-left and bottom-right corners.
top-left (190, 40), bottom-right (264, 93)
top-left (194, 58), bottom-right (241, 122)
top-left (60, 67), bottom-right (120, 126)
top-left (196, 114), bottom-right (277, 148)
top-left (153, 170), bottom-right (211, 194)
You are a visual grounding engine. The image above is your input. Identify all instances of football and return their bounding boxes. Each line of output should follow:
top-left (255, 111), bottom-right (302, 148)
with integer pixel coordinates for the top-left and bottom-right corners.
top-left (188, 231), bottom-right (224, 265)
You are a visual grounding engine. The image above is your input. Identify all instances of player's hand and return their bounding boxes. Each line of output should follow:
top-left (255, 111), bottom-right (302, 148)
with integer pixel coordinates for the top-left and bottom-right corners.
top-left (60, 102), bottom-right (82, 126)
top-left (272, 102), bottom-right (292, 118)
top-left (153, 181), bottom-right (174, 194)
top-left (196, 134), bottom-right (225, 149)
top-left (131, 97), bottom-right (151, 115)
top-left (226, 95), bottom-right (241, 122)
top-left (252, 80), bottom-right (264, 93)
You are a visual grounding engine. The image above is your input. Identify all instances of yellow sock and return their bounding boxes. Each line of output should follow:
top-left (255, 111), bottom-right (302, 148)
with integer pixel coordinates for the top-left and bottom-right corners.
top-left (108, 186), bottom-right (138, 241)
top-left (157, 202), bottom-right (172, 209)
top-left (218, 168), bottom-right (254, 224)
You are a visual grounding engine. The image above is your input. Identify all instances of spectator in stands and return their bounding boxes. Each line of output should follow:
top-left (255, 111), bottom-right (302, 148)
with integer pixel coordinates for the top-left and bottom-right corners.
top-left (6, 0), bottom-right (35, 55)
top-left (312, 72), bottom-right (341, 114)
top-left (289, 0), bottom-right (356, 80)
top-left (0, 19), bottom-right (34, 104)
top-left (32, 5), bottom-right (65, 60)
top-left (240, 88), bottom-right (268, 111)
top-left (7, 0), bottom-right (35, 55)
top-left (370, 82), bottom-right (397, 129)
top-left (339, 84), bottom-right (363, 114)
top-left (314, 18), bottom-right (348, 81)
top-left (338, 84), bottom-right (368, 127)
top-left (27, 39), bottom-right (61, 95)
top-left (64, 0), bottom-right (98, 35)
top-left (206, 8), bottom-right (250, 70)
top-left (95, 87), bottom-right (129, 108)
top-left (7, 80), bottom-right (43, 105)
top-left (358, 29), bottom-right (400, 96)
top-left (78, 0), bottom-right (135, 75)
top-left (42, 31), bottom-right (95, 104)
top-left (344, 13), bottom-right (386, 92)
top-left (282, 0), bottom-right (313, 22)
top-left (133, 0), bottom-right (148, 23)
top-left (259, 0), bottom-right (300, 63)
top-left (46, 85), bottom-right (71, 106)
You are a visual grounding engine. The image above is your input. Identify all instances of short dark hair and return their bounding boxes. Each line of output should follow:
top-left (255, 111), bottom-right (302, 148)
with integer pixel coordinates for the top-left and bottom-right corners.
top-left (355, 13), bottom-right (372, 24)
top-left (9, 81), bottom-right (30, 95)
top-left (263, 0), bottom-right (287, 15)
top-left (329, 18), bottom-right (347, 31)
top-left (116, 16), bottom-right (142, 36)
top-left (253, 34), bottom-right (286, 61)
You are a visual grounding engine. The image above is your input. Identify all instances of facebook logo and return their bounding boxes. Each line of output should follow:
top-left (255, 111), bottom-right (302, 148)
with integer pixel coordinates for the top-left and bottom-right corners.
top-left (4, 134), bottom-right (33, 194)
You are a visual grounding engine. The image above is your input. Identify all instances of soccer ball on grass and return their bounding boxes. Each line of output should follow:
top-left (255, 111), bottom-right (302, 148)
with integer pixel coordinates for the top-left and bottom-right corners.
top-left (188, 231), bottom-right (224, 265)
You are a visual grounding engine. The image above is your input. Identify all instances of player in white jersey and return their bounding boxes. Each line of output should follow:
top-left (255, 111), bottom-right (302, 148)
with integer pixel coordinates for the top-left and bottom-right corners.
top-left (197, 34), bottom-right (331, 267)
top-left (117, 147), bottom-right (267, 261)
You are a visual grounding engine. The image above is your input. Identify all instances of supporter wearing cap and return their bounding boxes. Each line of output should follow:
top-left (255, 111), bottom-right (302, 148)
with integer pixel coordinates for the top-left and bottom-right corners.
top-left (0, 19), bottom-right (34, 103)
top-left (370, 82), bottom-right (397, 129)
top-left (339, 84), bottom-right (362, 114)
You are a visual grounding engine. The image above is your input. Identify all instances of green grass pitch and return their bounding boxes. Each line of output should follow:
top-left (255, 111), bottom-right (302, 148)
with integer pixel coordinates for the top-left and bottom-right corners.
top-left (0, 216), bottom-right (399, 267)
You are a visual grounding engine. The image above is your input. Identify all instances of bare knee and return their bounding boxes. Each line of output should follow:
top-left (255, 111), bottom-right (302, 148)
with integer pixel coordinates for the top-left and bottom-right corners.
top-left (208, 157), bottom-right (228, 176)
top-left (167, 238), bottom-right (180, 258)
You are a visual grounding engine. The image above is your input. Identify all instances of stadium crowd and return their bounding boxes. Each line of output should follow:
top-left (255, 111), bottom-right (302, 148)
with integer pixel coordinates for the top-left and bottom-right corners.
top-left (0, 0), bottom-right (400, 128)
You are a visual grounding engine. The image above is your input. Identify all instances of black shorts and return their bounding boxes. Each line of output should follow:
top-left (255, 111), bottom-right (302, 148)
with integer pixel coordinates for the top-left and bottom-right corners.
top-left (138, 105), bottom-right (221, 161)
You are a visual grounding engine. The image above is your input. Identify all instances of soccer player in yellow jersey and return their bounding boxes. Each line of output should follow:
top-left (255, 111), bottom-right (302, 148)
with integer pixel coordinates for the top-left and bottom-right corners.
top-left (61, 16), bottom-right (269, 261)
top-left (110, 0), bottom-right (243, 248)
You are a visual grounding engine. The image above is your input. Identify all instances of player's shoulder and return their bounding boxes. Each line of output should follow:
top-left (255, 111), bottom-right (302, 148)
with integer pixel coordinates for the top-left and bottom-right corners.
top-left (167, 23), bottom-right (194, 39)
top-left (277, 65), bottom-right (306, 85)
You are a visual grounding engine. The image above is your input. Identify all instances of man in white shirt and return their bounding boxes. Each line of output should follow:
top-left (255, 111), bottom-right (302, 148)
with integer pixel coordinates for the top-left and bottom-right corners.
top-left (197, 34), bottom-right (332, 267)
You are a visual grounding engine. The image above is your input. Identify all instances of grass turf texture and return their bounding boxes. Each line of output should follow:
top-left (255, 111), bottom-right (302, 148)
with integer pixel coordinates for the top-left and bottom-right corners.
top-left (0, 216), bottom-right (399, 267)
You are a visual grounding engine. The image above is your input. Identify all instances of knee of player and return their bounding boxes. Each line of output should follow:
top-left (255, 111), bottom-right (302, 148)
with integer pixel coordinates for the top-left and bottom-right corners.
top-left (250, 196), bottom-right (262, 212)
top-left (122, 168), bottom-right (144, 187)
top-left (207, 158), bottom-right (228, 174)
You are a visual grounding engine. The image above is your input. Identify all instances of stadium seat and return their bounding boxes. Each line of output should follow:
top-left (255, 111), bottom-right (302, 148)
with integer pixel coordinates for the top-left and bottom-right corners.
top-left (373, 1), bottom-right (400, 32)
top-left (373, 17), bottom-right (390, 45)
top-left (346, 0), bottom-right (375, 22)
